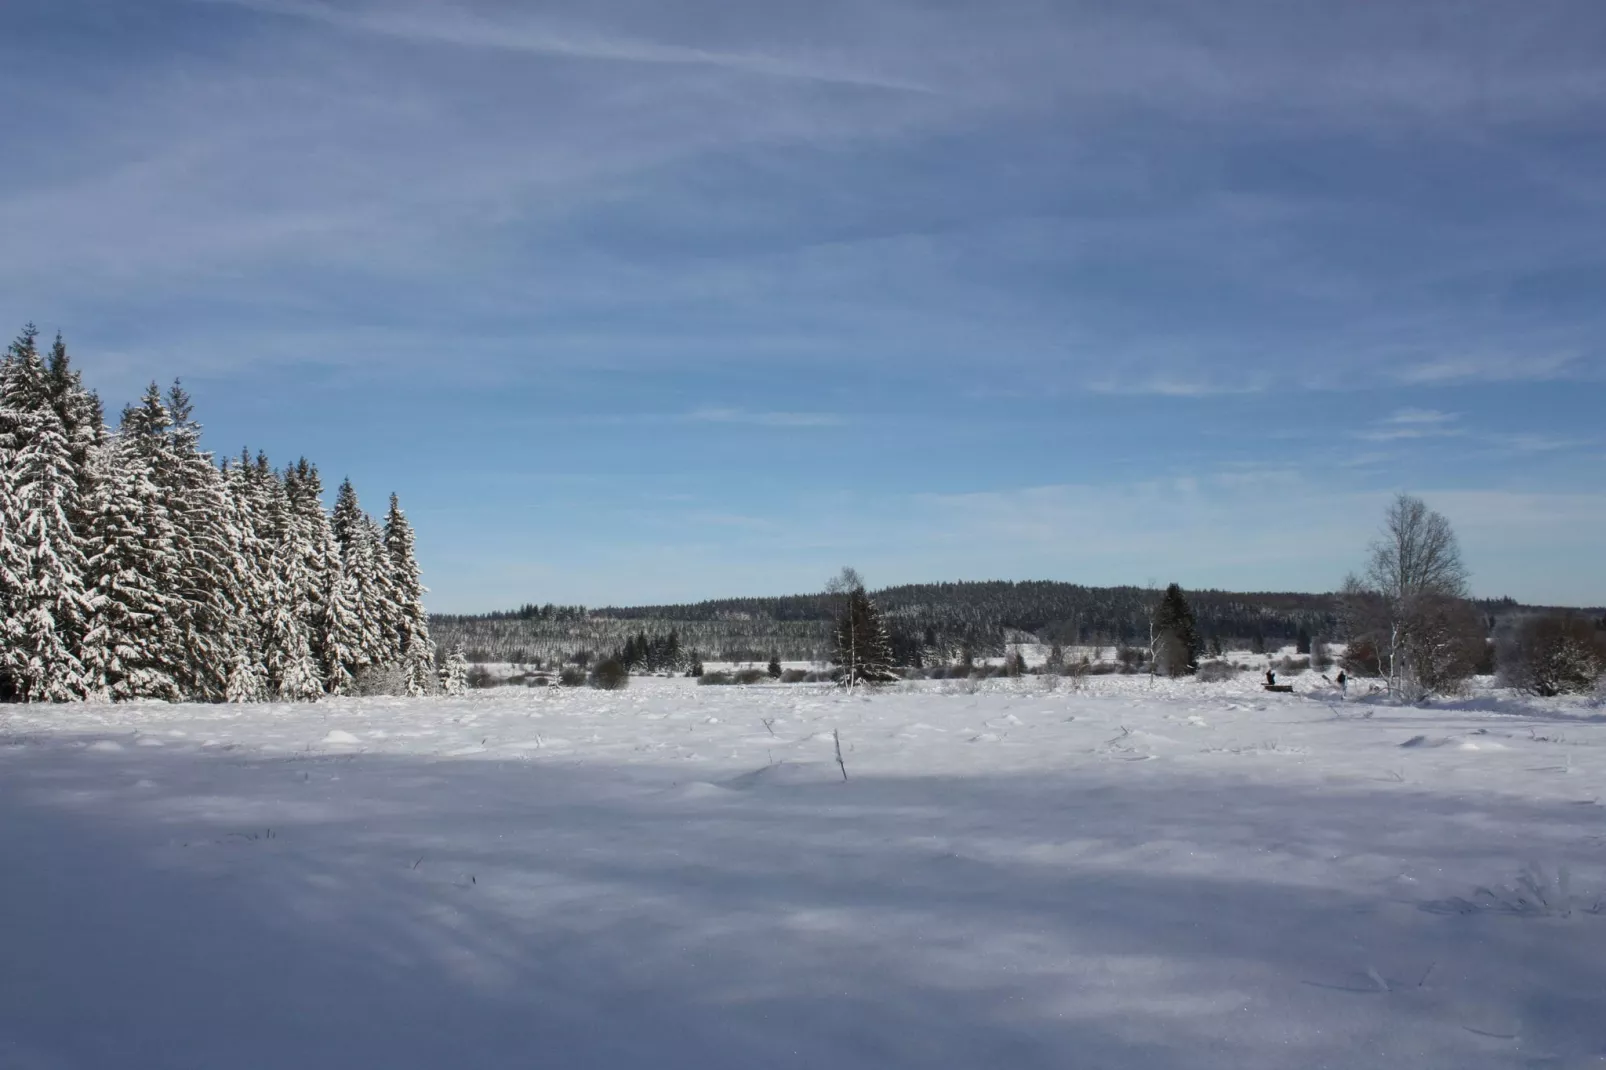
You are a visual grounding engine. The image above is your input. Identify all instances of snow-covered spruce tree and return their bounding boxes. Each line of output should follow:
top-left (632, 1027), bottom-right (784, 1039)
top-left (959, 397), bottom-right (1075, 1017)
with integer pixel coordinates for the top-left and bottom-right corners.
top-left (80, 429), bottom-right (183, 701)
top-left (218, 450), bottom-right (276, 698)
top-left (120, 383), bottom-right (246, 700)
top-left (224, 651), bottom-right (269, 703)
top-left (286, 459), bottom-right (361, 695)
top-left (832, 582), bottom-right (898, 687)
top-left (330, 479), bottom-right (388, 681)
top-left (0, 327), bottom-right (96, 700)
top-left (256, 462), bottom-right (322, 701)
top-left (45, 333), bottom-right (106, 535)
top-left (0, 334), bottom-right (33, 701)
top-left (1151, 583), bottom-right (1199, 677)
top-left (443, 647), bottom-right (469, 696)
top-left (360, 512), bottom-right (402, 670)
top-left (384, 493), bottom-right (435, 696)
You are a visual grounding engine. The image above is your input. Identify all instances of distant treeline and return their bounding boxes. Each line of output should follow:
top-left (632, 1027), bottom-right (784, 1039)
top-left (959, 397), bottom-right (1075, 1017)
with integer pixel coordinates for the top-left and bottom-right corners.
top-left (433, 581), bottom-right (1594, 666)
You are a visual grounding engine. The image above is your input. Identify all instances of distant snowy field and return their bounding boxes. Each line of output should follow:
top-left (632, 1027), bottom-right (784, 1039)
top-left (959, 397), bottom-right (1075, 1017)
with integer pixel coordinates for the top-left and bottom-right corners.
top-left (3, 674), bottom-right (1604, 1069)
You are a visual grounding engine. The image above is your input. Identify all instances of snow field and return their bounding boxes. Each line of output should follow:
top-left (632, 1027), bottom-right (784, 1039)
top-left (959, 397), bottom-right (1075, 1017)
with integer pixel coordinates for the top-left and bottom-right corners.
top-left (2, 674), bottom-right (1603, 1069)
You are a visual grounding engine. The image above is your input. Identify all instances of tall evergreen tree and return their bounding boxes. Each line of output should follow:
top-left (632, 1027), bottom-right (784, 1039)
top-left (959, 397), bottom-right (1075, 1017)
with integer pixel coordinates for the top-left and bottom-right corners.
top-left (363, 511), bottom-right (402, 667)
top-left (384, 493), bottom-right (434, 695)
top-left (0, 328), bottom-right (96, 701)
top-left (259, 467), bottom-right (322, 701)
top-left (45, 333), bottom-right (106, 528)
top-left (330, 478), bottom-right (387, 679)
top-left (81, 431), bottom-right (182, 701)
top-left (833, 585), bottom-right (897, 686)
top-left (119, 383), bottom-right (245, 700)
top-left (0, 330), bottom-right (36, 700)
top-left (219, 449), bottom-right (279, 698)
top-left (285, 459), bottom-right (361, 694)
top-left (1152, 583), bottom-right (1200, 676)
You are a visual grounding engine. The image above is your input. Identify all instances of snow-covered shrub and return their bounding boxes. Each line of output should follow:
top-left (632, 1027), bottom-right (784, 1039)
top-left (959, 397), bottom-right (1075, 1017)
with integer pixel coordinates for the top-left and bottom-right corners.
top-left (353, 664), bottom-right (411, 697)
top-left (780, 669), bottom-right (807, 683)
top-left (1498, 613), bottom-right (1606, 696)
top-left (1195, 660), bottom-right (1239, 683)
top-left (558, 666), bottom-right (586, 687)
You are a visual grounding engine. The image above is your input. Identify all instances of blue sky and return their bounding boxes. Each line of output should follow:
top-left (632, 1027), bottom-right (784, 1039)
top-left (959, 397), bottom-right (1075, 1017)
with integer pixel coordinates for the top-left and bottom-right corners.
top-left (3, 0), bottom-right (1603, 611)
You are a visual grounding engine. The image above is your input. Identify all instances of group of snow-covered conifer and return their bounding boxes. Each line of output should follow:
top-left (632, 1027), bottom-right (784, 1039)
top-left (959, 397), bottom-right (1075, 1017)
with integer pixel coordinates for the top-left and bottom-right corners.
top-left (0, 325), bottom-right (433, 704)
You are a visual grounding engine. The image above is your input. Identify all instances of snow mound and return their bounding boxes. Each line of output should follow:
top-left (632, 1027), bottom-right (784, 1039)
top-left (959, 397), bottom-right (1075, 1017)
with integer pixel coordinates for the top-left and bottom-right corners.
top-left (721, 761), bottom-right (839, 790)
top-left (85, 740), bottom-right (123, 753)
top-left (321, 730), bottom-right (361, 745)
top-left (1399, 734), bottom-right (1507, 751)
top-left (660, 781), bottom-right (735, 800)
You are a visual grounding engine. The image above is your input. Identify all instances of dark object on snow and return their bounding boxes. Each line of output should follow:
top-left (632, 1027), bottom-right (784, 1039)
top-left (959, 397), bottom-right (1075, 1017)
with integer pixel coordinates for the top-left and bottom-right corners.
top-left (1336, 670), bottom-right (1347, 694)
top-left (589, 658), bottom-right (629, 690)
top-left (1265, 669), bottom-right (1276, 686)
top-left (1264, 683), bottom-right (1294, 693)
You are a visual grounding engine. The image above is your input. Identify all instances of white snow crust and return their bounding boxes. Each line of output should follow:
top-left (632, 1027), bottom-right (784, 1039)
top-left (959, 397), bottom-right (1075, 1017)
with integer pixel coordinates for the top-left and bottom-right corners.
top-left (2, 673), bottom-right (1603, 1068)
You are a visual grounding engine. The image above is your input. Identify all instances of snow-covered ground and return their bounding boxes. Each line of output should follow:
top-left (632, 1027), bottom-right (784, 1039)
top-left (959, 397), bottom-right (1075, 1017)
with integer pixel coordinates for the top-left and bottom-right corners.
top-left (3, 674), bottom-right (1604, 1069)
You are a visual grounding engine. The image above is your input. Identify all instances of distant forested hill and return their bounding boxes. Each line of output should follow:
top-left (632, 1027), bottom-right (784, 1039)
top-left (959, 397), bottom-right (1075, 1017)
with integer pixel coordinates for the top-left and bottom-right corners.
top-left (432, 581), bottom-right (1578, 667)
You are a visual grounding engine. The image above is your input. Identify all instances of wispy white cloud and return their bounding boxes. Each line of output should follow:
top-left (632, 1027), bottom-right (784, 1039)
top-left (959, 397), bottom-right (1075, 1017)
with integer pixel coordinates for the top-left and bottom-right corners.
top-left (1385, 408), bottom-right (1456, 426)
top-left (1486, 432), bottom-right (1598, 455)
top-left (1354, 408), bottom-right (1464, 442)
top-left (1087, 374), bottom-right (1267, 398)
top-left (193, 0), bottom-right (938, 92)
top-left (1393, 352), bottom-right (1581, 385)
top-left (685, 408), bottom-right (844, 428)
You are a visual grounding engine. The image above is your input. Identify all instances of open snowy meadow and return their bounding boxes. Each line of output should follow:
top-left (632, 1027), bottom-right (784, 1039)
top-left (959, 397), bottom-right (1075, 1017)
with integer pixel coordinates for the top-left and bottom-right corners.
top-left (3, 673), bottom-right (1604, 1069)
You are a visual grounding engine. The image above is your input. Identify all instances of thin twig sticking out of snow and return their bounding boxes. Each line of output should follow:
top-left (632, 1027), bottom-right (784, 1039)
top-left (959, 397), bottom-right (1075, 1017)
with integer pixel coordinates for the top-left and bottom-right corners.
top-left (834, 729), bottom-right (848, 781)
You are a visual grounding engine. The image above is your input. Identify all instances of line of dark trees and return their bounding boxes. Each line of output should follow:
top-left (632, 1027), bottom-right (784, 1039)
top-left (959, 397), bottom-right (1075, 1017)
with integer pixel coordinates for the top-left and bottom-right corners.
top-left (434, 578), bottom-right (1591, 671)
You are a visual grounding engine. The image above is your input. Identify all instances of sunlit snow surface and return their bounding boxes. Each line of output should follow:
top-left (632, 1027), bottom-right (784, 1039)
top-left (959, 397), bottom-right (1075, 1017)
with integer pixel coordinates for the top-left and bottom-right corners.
top-left (3, 674), bottom-right (1604, 1069)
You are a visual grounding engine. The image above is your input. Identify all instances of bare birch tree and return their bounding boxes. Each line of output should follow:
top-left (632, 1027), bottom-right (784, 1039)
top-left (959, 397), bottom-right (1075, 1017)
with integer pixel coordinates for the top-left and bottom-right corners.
top-left (1342, 494), bottom-right (1479, 699)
